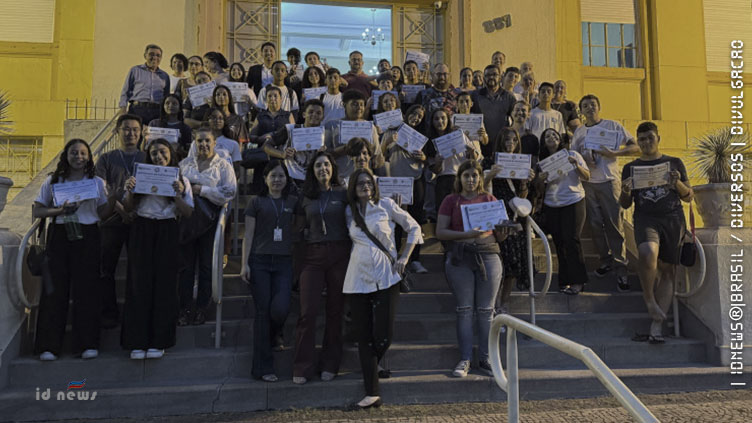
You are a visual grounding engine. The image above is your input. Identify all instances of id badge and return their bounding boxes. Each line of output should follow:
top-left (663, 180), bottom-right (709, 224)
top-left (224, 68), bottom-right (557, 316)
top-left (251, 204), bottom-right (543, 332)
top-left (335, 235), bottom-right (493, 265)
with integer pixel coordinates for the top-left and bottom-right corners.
top-left (273, 227), bottom-right (283, 242)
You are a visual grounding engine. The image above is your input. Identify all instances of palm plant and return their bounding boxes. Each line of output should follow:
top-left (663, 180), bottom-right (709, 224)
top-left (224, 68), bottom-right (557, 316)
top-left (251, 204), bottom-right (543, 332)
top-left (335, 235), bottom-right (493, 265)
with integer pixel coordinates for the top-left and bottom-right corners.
top-left (689, 127), bottom-right (751, 183)
top-left (0, 91), bottom-right (12, 135)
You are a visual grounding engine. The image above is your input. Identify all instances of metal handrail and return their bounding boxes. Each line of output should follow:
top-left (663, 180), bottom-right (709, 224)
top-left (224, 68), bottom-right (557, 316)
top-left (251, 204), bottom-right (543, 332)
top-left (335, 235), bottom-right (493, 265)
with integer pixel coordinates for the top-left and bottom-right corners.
top-left (489, 314), bottom-right (659, 423)
top-left (90, 114), bottom-right (121, 159)
top-left (525, 216), bottom-right (552, 325)
top-left (212, 204), bottom-right (229, 349)
top-left (13, 219), bottom-right (42, 309)
top-left (671, 233), bottom-right (707, 337)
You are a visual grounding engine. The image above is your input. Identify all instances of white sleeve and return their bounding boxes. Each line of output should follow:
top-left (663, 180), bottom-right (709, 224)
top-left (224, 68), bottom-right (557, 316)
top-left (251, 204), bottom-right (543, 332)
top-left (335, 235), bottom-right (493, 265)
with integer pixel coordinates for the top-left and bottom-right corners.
top-left (199, 161), bottom-right (237, 206)
top-left (182, 176), bottom-right (195, 209)
top-left (257, 88), bottom-right (267, 110)
top-left (96, 177), bottom-right (109, 206)
top-left (231, 140), bottom-right (242, 162)
top-left (35, 177), bottom-right (53, 207)
top-left (291, 91), bottom-right (300, 111)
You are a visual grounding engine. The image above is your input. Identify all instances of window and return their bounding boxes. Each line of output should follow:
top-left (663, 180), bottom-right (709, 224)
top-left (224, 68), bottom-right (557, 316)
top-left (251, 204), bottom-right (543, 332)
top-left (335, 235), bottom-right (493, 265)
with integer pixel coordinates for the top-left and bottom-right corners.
top-left (582, 22), bottom-right (637, 68)
top-left (0, 137), bottom-right (43, 198)
top-left (0, 0), bottom-right (55, 43)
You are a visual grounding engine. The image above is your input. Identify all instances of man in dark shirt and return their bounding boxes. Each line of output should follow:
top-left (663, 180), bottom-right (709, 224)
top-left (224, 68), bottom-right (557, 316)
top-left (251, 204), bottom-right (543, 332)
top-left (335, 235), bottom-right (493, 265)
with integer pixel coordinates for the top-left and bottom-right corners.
top-left (415, 63), bottom-right (457, 124)
top-left (95, 114), bottom-right (147, 328)
top-left (342, 51), bottom-right (375, 98)
top-left (471, 64), bottom-right (515, 158)
top-left (247, 42), bottom-right (278, 97)
top-left (119, 44), bottom-right (170, 125)
top-left (620, 121), bottom-right (693, 342)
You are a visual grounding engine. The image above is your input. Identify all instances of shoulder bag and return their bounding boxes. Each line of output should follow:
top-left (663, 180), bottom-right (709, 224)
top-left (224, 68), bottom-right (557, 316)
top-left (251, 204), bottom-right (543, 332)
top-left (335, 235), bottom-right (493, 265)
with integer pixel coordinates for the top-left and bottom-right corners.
top-left (680, 202), bottom-right (697, 267)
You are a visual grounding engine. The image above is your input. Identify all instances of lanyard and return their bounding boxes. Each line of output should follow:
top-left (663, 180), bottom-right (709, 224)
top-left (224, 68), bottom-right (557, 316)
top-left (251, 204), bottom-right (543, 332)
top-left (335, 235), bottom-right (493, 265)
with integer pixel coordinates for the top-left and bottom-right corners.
top-left (319, 190), bottom-right (331, 235)
top-left (269, 196), bottom-right (283, 227)
top-left (118, 150), bottom-right (138, 177)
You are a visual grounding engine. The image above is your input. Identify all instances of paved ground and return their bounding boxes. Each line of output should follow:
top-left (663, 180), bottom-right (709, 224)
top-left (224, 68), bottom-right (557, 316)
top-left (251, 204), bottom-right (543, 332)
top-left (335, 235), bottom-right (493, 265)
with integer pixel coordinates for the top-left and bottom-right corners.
top-left (32, 388), bottom-right (752, 422)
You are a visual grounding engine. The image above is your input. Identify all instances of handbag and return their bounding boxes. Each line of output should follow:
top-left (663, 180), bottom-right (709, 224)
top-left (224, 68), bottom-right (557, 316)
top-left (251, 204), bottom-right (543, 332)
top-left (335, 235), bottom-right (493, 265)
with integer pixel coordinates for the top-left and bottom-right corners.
top-left (26, 218), bottom-right (48, 277)
top-left (680, 202), bottom-right (697, 267)
top-left (178, 196), bottom-right (222, 245)
top-left (240, 146), bottom-right (270, 169)
top-left (351, 208), bottom-right (415, 293)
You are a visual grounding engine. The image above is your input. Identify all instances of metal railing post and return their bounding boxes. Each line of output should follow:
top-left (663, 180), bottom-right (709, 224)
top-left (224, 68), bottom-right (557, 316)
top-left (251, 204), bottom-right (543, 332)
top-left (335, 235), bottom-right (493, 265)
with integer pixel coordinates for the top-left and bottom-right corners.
top-left (506, 327), bottom-right (520, 423)
top-left (526, 219), bottom-right (536, 325)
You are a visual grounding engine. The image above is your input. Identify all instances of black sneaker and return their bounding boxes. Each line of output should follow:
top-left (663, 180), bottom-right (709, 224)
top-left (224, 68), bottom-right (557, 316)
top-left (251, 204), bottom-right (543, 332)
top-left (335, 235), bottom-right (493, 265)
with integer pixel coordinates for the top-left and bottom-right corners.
top-left (594, 264), bottom-right (613, 278)
top-left (192, 308), bottom-right (207, 325)
top-left (616, 275), bottom-right (631, 293)
top-left (478, 359), bottom-right (494, 376)
top-left (177, 308), bottom-right (193, 326)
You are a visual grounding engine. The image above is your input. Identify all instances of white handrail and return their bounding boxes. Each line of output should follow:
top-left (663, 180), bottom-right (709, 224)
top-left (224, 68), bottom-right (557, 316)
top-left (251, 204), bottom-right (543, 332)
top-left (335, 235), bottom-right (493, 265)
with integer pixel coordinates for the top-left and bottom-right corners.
top-left (672, 234), bottom-right (707, 337)
top-left (212, 204), bottom-right (229, 349)
top-left (91, 114), bottom-right (121, 159)
top-left (13, 218), bottom-right (41, 309)
top-left (525, 216), bottom-right (552, 325)
top-left (489, 314), bottom-right (659, 423)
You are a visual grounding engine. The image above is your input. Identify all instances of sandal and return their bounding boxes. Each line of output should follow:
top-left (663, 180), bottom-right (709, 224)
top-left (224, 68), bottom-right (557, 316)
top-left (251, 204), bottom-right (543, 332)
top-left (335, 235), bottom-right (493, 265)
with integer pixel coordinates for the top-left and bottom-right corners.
top-left (631, 333), bottom-right (650, 342)
top-left (648, 335), bottom-right (665, 344)
top-left (562, 285), bottom-right (584, 295)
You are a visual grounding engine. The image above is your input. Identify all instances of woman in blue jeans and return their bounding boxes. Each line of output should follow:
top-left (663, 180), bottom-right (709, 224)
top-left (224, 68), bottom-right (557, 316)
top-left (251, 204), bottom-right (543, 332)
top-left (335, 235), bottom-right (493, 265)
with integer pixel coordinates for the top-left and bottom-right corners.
top-left (436, 160), bottom-right (509, 378)
top-left (241, 160), bottom-right (297, 381)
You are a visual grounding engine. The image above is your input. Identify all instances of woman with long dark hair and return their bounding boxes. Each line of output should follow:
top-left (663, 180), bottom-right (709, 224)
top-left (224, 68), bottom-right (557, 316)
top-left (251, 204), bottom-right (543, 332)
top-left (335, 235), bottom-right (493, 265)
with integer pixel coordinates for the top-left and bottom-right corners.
top-left (122, 139), bottom-right (194, 360)
top-left (33, 139), bottom-right (116, 361)
top-left (204, 51), bottom-right (230, 83)
top-left (148, 94), bottom-right (192, 159)
top-left (228, 62), bottom-right (258, 121)
top-left (183, 71), bottom-right (213, 128)
top-left (175, 56), bottom-right (204, 102)
top-left (301, 66), bottom-right (326, 99)
top-left (240, 160), bottom-right (296, 381)
top-left (292, 152), bottom-right (350, 384)
top-left (211, 84), bottom-right (249, 144)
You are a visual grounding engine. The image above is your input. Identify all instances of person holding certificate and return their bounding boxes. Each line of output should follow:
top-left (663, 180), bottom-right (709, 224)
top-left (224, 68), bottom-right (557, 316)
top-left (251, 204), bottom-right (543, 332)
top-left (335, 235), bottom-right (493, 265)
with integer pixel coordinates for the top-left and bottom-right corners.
top-left (175, 55), bottom-right (204, 104)
top-left (300, 66), bottom-right (326, 102)
top-left (178, 128), bottom-right (237, 326)
top-left (346, 137), bottom-right (387, 179)
top-left (256, 61), bottom-right (300, 113)
top-left (292, 152), bottom-right (350, 385)
top-left (148, 94), bottom-right (192, 159)
top-left (344, 168), bottom-right (423, 409)
top-left (227, 62), bottom-right (258, 123)
top-left (250, 86), bottom-right (297, 145)
top-left (534, 128), bottom-right (590, 295)
top-left (210, 85), bottom-right (249, 145)
top-left (182, 71), bottom-right (213, 128)
top-left (436, 160), bottom-right (509, 378)
top-left (620, 122), bottom-right (693, 344)
top-left (122, 139), bottom-right (194, 360)
top-left (33, 139), bottom-right (116, 361)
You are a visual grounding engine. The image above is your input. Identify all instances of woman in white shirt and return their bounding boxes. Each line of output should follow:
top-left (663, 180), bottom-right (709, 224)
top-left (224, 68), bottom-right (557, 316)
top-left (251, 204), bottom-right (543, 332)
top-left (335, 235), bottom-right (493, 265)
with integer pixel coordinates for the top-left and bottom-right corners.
top-left (534, 128), bottom-right (590, 295)
top-left (178, 128), bottom-right (237, 326)
top-left (33, 139), bottom-right (116, 361)
top-left (344, 168), bottom-right (423, 409)
top-left (122, 139), bottom-right (194, 360)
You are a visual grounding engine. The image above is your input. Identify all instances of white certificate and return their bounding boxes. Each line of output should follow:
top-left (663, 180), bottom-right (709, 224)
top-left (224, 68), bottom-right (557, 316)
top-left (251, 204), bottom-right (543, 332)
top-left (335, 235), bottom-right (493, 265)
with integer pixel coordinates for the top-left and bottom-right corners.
top-left (187, 81), bottom-right (217, 107)
top-left (494, 153), bottom-right (532, 179)
top-left (405, 50), bottom-right (430, 70)
top-left (377, 177), bottom-right (414, 205)
top-left (584, 128), bottom-right (621, 151)
top-left (303, 86), bottom-right (327, 100)
top-left (221, 81), bottom-right (250, 102)
top-left (291, 126), bottom-right (325, 152)
top-left (452, 114), bottom-right (484, 141)
top-left (433, 130), bottom-right (468, 159)
top-left (52, 179), bottom-right (99, 207)
top-left (538, 149), bottom-right (575, 182)
top-left (339, 121), bottom-right (373, 145)
top-left (402, 84), bottom-right (425, 103)
top-left (144, 127), bottom-right (180, 144)
top-left (371, 90), bottom-right (399, 110)
top-left (396, 124), bottom-right (429, 153)
top-left (373, 110), bottom-right (404, 130)
top-left (631, 162), bottom-right (670, 189)
top-left (461, 200), bottom-right (510, 231)
top-left (134, 163), bottom-right (180, 197)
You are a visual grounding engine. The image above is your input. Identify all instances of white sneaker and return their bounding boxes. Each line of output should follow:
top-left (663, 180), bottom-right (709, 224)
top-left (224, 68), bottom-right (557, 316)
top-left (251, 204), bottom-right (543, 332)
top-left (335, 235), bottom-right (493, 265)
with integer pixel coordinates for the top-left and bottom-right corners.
top-left (321, 371), bottom-right (336, 381)
top-left (130, 349), bottom-right (146, 360)
top-left (146, 348), bottom-right (164, 359)
top-left (410, 261), bottom-right (429, 274)
top-left (81, 349), bottom-right (98, 359)
top-left (452, 359), bottom-right (471, 378)
top-left (39, 351), bottom-right (57, 361)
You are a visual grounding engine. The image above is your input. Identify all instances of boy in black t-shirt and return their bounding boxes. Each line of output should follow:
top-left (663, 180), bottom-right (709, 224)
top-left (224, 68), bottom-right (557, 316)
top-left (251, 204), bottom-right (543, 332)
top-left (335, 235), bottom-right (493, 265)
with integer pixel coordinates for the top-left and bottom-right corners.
top-left (619, 122), bottom-right (693, 343)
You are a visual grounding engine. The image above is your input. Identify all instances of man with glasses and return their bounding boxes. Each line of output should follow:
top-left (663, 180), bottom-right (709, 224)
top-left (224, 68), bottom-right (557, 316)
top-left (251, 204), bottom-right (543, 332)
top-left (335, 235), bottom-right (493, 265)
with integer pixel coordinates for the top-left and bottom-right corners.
top-left (119, 44), bottom-right (170, 124)
top-left (415, 63), bottom-right (458, 123)
top-left (342, 51), bottom-right (375, 98)
top-left (94, 114), bottom-right (147, 328)
top-left (470, 64), bottom-right (516, 158)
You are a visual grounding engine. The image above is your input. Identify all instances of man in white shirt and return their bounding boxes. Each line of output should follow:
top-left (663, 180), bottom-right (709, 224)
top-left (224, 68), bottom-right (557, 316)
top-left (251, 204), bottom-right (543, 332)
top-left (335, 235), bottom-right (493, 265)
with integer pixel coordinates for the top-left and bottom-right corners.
top-left (322, 68), bottom-right (345, 123)
top-left (571, 94), bottom-right (640, 291)
top-left (525, 82), bottom-right (565, 139)
top-left (257, 61), bottom-right (300, 113)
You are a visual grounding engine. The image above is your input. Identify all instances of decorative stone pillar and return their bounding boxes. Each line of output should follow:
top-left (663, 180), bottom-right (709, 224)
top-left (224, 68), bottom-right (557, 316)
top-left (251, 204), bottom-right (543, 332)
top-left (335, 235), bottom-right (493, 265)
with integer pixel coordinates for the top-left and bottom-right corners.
top-left (0, 177), bottom-right (24, 371)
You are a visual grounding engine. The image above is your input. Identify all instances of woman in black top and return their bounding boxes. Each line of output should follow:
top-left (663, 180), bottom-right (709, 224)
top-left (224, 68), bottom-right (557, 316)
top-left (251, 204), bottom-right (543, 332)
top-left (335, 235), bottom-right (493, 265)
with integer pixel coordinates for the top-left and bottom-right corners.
top-left (148, 94), bottom-right (192, 159)
top-left (292, 152), bottom-right (351, 385)
top-left (212, 85), bottom-right (249, 144)
top-left (183, 71), bottom-right (213, 128)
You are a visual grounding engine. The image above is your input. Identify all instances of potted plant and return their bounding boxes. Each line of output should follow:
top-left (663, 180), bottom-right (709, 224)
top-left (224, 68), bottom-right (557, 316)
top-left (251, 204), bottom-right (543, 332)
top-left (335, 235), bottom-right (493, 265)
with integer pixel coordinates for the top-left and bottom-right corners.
top-left (689, 126), bottom-right (751, 227)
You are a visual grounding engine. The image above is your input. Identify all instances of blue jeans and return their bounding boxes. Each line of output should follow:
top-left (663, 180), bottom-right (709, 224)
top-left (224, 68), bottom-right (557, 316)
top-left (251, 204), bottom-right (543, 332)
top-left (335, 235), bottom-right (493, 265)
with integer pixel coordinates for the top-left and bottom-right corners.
top-left (250, 254), bottom-right (293, 378)
top-left (444, 251), bottom-right (503, 361)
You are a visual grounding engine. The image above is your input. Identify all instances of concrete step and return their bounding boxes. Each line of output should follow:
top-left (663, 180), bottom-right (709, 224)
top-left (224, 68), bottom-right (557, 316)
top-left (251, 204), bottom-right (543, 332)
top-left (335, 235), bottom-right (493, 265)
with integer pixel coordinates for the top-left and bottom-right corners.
top-left (9, 336), bottom-right (708, 390)
top-left (0, 364), bottom-right (733, 422)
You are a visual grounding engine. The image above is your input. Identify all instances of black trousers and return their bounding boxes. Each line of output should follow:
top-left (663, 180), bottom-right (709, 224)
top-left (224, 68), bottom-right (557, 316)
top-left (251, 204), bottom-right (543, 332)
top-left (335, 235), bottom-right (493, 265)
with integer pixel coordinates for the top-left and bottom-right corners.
top-left (544, 199), bottom-right (589, 287)
top-left (121, 217), bottom-right (180, 350)
top-left (35, 224), bottom-right (102, 355)
top-left (179, 222), bottom-right (216, 310)
top-left (435, 174), bottom-right (455, 214)
top-left (100, 223), bottom-right (130, 321)
top-left (128, 103), bottom-right (160, 130)
top-left (394, 175), bottom-right (425, 262)
top-left (348, 283), bottom-right (400, 397)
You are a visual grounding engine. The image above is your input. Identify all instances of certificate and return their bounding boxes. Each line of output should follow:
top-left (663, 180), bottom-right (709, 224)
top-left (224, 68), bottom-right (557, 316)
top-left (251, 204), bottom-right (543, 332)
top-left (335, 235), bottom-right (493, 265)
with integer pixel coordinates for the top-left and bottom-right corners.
top-left (373, 110), bottom-right (404, 130)
top-left (584, 128), bottom-right (621, 151)
top-left (144, 127), bottom-right (180, 144)
top-left (377, 177), bottom-right (414, 205)
top-left (452, 114), bottom-right (484, 140)
top-left (433, 130), bottom-right (468, 159)
top-left (538, 149), bottom-right (575, 182)
top-left (371, 90), bottom-right (399, 110)
top-left (220, 81), bottom-right (250, 102)
top-left (291, 126), bottom-right (325, 152)
top-left (405, 50), bottom-right (430, 70)
top-left (461, 200), bottom-right (510, 231)
top-left (52, 179), bottom-right (99, 207)
top-left (187, 81), bottom-right (217, 107)
top-left (402, 84), bottom-right (425, 103)
top-left (303, 86), bottom-right (327, 100)
top-left (494, 153), bottom-right (532, 179)
top-left (396, 124), bottom-right (428, 153)
top-left (134, 163), bottom-right (180, 197)
top-left (631, 162), bottom-right (670, 189)
top-left (339, 121), bottom-right (373, 145)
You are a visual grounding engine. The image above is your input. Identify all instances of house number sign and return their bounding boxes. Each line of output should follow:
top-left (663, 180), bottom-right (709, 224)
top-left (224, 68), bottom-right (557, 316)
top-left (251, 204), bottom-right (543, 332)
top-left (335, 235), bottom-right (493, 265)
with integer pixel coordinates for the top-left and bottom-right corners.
top-left (482, 15), bottom-right (512, 33)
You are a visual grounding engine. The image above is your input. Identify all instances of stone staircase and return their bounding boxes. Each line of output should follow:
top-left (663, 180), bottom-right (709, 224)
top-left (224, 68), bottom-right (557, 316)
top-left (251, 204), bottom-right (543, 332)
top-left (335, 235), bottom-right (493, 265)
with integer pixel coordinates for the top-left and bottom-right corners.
top-left (0, 197), bottom-right (729, 422)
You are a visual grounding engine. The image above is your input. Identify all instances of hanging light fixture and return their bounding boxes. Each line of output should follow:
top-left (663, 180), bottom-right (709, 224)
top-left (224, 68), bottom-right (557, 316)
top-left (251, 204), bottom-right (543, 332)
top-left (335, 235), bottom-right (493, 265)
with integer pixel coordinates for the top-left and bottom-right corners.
top-left (361, 8), bottom-right (384, 46)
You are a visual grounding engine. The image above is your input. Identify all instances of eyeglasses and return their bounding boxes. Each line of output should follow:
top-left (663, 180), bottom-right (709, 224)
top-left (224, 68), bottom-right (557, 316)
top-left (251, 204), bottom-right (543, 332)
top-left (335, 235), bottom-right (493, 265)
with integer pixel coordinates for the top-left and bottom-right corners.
top-left (356, 181), bottom-right (374, 188)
